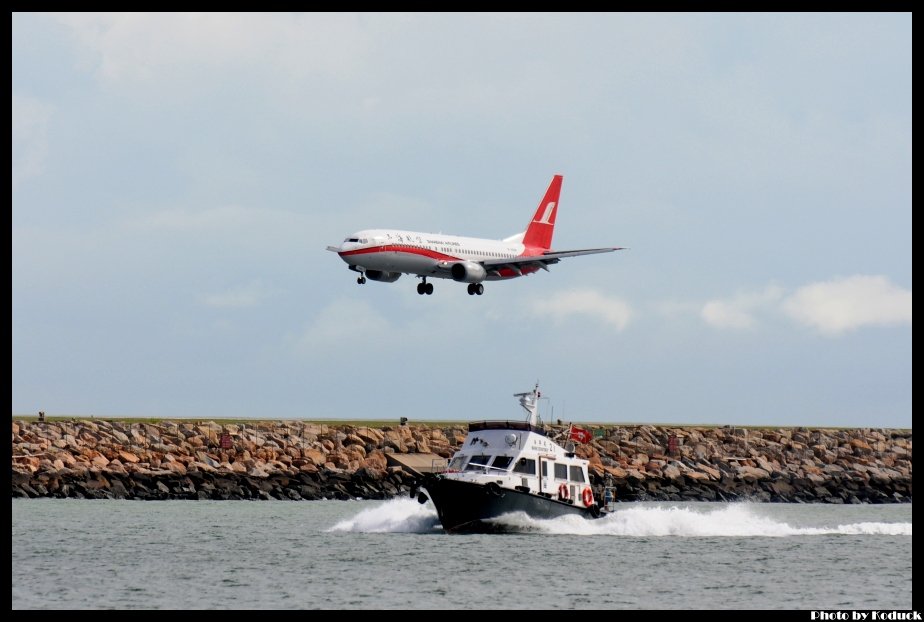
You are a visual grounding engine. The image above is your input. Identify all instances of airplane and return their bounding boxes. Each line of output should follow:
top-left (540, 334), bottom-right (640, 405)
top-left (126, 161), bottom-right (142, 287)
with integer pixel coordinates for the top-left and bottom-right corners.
top-left (326, 174), bottom-right (624, 296)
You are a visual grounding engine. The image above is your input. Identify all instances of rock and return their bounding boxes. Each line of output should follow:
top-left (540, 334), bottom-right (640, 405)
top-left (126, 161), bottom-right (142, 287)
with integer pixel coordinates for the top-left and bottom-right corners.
top-left (362, 450), bottom-right (388, 472)
top-left (118, 450), bottom-right (140, 464)
top-left (662, 464), bottom-right (683, 481)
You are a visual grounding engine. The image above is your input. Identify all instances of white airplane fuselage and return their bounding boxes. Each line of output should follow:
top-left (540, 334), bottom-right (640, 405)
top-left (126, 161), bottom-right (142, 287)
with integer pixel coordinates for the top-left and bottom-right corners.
top-left (335, 229), bottom-right (541, 282)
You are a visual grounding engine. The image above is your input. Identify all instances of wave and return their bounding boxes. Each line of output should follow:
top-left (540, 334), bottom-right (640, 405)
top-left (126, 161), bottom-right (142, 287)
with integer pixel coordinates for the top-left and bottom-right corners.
top-left (488, 504), bottom-right (912, 537)
top-left (330, 499), bottom-right (911, 537)
top-left (328, 497), bottom-right (441, 533)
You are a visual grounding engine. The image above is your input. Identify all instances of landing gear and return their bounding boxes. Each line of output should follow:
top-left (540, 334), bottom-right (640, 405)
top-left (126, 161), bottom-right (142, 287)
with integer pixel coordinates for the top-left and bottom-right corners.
top-left (357, 275), bottom-right (366, 285)
top-left (467, 283), bottom-right (484, 296)
top-left (416, 278), bottom-right (433, 295)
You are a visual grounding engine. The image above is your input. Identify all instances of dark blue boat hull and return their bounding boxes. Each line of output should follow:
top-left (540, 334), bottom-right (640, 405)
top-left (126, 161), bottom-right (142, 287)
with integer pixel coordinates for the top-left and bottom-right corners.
top-left (420, 474), bottom-right (601, 533)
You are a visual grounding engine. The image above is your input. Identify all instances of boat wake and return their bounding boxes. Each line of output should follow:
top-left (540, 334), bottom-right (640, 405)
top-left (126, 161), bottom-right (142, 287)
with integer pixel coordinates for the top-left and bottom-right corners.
top-left (486, 503), bottom-right (913, 537)
top-left (328, 497), bottom-right (441, 533)
top-left (330, 499), bottom-right (911, 537)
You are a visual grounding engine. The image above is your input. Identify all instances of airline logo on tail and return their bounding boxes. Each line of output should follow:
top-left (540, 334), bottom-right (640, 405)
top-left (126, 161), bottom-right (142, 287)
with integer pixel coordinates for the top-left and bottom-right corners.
top-left (537, 201), bottom-right (556, 225)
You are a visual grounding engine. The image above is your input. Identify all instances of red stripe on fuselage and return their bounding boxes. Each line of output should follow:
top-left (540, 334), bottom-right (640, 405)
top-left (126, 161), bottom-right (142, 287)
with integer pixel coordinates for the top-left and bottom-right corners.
top-left (339, 245), bottom-right (460, 262)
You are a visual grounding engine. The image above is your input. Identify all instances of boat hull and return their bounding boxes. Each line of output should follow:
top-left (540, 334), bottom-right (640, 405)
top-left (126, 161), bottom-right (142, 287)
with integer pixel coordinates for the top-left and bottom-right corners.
top-left (420, 474), bottom-right (600, 533)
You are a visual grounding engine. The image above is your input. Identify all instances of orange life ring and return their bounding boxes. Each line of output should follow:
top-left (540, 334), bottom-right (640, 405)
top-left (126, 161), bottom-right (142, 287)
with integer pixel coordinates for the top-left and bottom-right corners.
top-left (558, 483), bottom-right (570, 500)
top-left (582, 487), bottom-right (594, 507)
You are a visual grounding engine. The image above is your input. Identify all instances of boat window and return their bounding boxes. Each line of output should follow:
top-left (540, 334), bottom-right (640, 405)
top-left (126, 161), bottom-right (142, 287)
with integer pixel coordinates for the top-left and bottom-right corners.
top-left (554, 463), bottom-right (568, 480)
top-left (465, 455), bottom-right (492, 471)
top-left (541, 461), bottom-right (548, 477)
top-left (569, 465), bottom-right (586, 483)
top-left (491, 456), bottom-right (513, 470)
top-left (447, 456), bottom-right (466, 471)
top-left (512, 458), bottom-right (536, 475)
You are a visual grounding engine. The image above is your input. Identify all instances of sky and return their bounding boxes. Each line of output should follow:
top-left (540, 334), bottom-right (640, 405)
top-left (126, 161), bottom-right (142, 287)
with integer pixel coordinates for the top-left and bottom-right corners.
top-left (12, 13), bottom-right (912, 427)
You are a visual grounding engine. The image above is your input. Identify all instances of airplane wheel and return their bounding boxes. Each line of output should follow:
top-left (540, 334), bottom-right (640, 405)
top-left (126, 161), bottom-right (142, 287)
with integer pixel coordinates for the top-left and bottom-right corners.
top-left (467, 284), bottom-right (475, 295)
top-left (425, 283), bottom-right (434, 295)
top-left (476, 284), bottom-right (484, 295)
top-left (357, 276), bottom-right (366, 285)
top-left (416, 283), bottom-right (425, 295)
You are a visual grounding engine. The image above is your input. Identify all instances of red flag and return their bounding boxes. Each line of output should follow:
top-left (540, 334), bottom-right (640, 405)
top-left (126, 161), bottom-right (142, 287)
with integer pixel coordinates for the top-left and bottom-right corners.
top-left (569, 425), bottom-right (592, 444)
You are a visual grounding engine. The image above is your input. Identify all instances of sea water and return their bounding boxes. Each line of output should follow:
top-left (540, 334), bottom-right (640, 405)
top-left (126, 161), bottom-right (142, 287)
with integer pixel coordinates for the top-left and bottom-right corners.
top-left (11, 498), bottom-right (911, 609)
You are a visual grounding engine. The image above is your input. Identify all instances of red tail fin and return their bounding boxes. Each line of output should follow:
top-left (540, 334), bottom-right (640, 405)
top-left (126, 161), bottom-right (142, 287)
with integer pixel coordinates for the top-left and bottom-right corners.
top-left (522, 174), bottom-right (563, 250)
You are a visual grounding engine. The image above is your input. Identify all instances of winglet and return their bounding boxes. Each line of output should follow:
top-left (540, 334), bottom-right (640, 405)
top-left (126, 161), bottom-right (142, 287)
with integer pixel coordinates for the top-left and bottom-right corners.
top-left (522, 174), bottom-right (563, 250)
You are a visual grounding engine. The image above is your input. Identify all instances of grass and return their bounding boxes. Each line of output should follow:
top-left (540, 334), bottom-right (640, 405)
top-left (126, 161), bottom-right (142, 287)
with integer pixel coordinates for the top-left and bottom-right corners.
top-left (10, 415), bottom-right (910, 433)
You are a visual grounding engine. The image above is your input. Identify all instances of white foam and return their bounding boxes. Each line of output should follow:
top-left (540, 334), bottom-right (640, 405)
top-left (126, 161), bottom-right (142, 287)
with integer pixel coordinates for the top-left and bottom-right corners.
top-left (486, 503), bottom-right (912, 537)
top-left (330, 500), bottom-right (912, 537)
top-left (328, 497), bottom-right (441, 533)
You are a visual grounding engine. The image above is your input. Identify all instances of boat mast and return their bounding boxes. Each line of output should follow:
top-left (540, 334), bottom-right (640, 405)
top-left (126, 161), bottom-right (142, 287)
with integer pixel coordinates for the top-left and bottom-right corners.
top-left (514, 382), bottom-right (542, 427)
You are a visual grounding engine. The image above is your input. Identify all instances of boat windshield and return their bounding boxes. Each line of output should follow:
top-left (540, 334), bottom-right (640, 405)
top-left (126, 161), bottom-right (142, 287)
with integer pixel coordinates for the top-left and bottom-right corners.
top-left (491, 456), bottom-right (513, 470)
top-left (465, 455), bottom-right (492, 471)
top-left (463, 455), bottom-right (511, 474)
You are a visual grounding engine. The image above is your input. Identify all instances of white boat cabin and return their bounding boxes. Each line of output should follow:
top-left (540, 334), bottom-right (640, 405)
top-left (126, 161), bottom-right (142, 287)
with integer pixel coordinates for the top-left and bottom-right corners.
top-left (442, 420), bottom-right (596, 508)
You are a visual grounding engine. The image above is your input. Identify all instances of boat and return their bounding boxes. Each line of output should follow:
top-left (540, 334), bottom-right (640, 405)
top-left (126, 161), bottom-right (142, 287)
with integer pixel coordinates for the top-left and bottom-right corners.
top-left (416, 384), bottom-right (605, 533)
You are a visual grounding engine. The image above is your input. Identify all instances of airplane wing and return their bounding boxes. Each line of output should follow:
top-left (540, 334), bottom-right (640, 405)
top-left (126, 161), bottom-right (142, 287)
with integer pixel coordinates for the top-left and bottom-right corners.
top-left (326, 245), bottom-right (341, 252)
top-left (479, 247), bottom-right (625, 274)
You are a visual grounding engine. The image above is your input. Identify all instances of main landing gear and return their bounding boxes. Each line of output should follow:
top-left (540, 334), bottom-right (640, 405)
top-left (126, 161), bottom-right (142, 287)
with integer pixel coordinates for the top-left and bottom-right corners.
top-left (467, 283), bottom-right (484, 296)
top-left (417, 278), bottom-right (434, 295)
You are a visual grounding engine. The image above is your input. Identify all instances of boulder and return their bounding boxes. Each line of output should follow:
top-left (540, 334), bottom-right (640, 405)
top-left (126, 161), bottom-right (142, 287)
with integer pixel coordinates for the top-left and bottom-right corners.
top-left (118, 450), bottom-right (141, 464)
top-left (304, 449), bottom-right (328, 467)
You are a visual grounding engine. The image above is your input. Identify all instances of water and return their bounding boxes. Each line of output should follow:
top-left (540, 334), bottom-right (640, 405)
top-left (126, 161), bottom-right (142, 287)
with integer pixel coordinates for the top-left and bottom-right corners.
top-left (12, 499), bottom-right (911, 609)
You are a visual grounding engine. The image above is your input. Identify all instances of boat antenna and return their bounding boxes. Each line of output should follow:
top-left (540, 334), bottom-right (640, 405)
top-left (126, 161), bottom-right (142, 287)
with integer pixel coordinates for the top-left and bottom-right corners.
top-left (514, 381), bottom-right (542, 427)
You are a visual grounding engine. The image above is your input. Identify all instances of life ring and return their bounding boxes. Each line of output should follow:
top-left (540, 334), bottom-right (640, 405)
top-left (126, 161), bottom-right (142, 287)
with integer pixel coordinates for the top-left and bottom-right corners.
top-left (582, 487), bottom-right (594, 507)
top-left (558, 483), bottom-right (570, 500)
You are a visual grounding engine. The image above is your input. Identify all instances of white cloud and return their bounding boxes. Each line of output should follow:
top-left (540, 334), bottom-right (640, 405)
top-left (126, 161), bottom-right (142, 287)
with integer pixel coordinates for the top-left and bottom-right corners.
top-left (131, 205), bottom-right (302, 232)
top-left (782, 275), bottom-right (912, 336)
top-left (12, 94), bottom-right (54, 187)
top-left (294, 298), bottom-right (392, 352)
top-left (700, 285), bottom-right (784, 330)
top-left (532, 288), bottom-right (632, 331)
top-left (53, 13), bottom-right (366, 85)
top-left (198, 281), bottom-right (277, 308)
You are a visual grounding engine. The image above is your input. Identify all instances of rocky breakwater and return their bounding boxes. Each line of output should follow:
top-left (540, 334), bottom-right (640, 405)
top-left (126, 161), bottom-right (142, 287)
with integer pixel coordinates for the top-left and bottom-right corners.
top-left (582, 425), bottom-right (911, 504)
top-left (11, 420), bottom-right (911, 503)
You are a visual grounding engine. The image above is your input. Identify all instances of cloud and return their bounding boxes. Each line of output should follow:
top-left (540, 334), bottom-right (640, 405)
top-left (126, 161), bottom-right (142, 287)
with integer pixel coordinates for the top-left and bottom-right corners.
top-left (701, 285), bottom-right (784, 330)
top-left (131, 205), bottom-right (303, 232)
top-left (532, 288), bottom-right (632, 331)
top-left (294, 298), bottom-right (392, 352)
top-left (11, 94), bottom-right (54, 187)
top-left (53, 13), bottom-right (366, 85)
top-left (198, 281), bottom-right (277, 308)
top-left (782, 275), bottom-right (912, 336)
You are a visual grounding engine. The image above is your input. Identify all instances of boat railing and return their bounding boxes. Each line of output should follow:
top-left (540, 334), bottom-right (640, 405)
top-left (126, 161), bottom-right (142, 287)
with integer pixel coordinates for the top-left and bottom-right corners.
top-left (467, 420), bottom-right (547, 436)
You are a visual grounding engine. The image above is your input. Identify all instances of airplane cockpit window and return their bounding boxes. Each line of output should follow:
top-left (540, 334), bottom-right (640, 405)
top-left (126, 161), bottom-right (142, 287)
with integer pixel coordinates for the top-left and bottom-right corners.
top-left (346, 238), bottom-right (360, 243)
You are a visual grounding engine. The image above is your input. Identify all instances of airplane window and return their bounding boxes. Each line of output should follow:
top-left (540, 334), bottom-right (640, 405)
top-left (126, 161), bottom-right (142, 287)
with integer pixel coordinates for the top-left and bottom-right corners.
top-left (347, 238), bottom-right (359, 243)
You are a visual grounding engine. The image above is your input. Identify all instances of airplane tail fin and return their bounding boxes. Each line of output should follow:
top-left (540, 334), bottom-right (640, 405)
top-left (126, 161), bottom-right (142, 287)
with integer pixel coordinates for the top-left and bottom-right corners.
top-left (521, 174), bottom-right (563, 250)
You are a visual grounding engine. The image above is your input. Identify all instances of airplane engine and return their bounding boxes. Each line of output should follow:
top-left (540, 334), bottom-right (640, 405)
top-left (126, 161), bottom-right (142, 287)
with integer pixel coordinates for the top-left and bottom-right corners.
top-left (450, 261), bottom-right (487, 283)
top-left (364, 270), bottom-right (401, 283)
